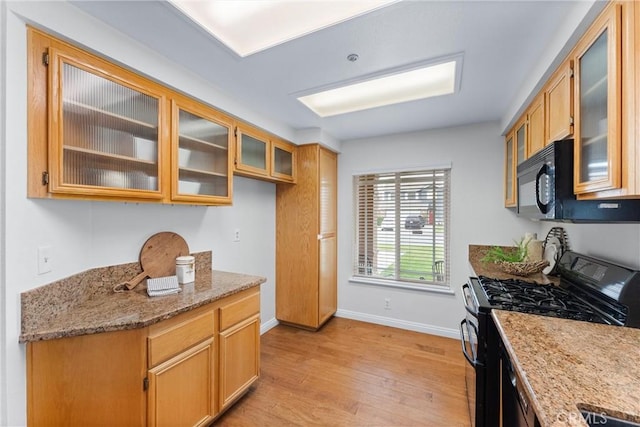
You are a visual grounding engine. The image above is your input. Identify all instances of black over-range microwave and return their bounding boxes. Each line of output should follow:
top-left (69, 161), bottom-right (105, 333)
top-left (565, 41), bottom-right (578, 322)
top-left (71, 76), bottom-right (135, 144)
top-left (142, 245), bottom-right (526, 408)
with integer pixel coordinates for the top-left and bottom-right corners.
top-left (516, 139), bottom-right (640, 222)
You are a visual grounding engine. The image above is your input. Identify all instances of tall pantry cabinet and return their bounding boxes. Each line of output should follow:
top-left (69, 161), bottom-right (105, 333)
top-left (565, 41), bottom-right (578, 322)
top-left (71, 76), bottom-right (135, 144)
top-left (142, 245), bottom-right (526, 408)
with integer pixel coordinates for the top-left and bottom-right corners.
top-left (275, 144), bottom-right (337, 330)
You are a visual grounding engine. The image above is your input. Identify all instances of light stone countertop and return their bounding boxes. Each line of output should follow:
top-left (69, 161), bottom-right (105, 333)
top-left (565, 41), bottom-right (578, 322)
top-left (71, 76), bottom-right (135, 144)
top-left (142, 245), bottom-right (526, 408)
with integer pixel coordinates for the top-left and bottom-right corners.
top-left (492, 310), bottom-right (640, 427)
top-left (20, 251), bottom-right (266, 343)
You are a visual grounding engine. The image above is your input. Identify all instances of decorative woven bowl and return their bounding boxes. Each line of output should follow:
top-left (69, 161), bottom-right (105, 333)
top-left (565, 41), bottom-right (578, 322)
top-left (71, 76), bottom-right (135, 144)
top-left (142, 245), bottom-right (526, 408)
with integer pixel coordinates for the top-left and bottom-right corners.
top-left (496, 260), bottom-right (549, 276)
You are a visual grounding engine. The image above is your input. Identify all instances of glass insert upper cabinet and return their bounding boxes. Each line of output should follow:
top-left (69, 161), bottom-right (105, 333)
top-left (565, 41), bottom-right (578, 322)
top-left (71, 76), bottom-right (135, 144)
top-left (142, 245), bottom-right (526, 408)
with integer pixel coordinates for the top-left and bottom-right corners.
top-left (171, 97), bottom-right (233, 204)
top-left (504, 131), bottom-right (516, 207)
top-left (515, 117), bottom-right (527, 165)
top-left (48, 47), bottom-right (164, 199)
top-left (235, 124), bottom-right (270, 179)
top-left (234, 124), bottom-right (296, 183)
top-left (573, 3), bottom-right (621, 194)
top-left (271, 138), bottom-right (296, 183)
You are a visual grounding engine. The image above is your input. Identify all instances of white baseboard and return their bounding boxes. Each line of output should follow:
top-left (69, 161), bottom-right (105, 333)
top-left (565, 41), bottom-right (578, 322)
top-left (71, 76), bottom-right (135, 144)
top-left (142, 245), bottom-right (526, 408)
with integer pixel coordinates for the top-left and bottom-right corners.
top-left (260, 317), bottom-right (279, 335)
top-left (335, 309), bottom-right (460, 340)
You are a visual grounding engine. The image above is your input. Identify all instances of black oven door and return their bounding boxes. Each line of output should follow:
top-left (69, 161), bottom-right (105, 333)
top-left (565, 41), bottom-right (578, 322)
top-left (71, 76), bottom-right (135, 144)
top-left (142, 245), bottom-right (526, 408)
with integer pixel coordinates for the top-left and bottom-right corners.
top-left (460, 282), bottom-right (485, 427)
top-left (460, 318), bottom-right (482, 427)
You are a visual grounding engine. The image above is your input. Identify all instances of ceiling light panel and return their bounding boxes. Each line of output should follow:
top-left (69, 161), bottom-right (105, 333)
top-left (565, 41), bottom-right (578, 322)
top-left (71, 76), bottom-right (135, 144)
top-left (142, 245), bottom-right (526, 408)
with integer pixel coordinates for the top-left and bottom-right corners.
top-left (297, 60), bottom-right (460, 117)
top-left (169, 0), bottom-right (397, 57)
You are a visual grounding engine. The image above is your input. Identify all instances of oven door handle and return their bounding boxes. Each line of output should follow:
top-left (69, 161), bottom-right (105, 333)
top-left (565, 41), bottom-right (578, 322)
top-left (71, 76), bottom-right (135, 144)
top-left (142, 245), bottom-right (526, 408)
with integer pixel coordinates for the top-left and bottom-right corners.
top-left (461, 283), bottom-right (479, 317)
top-left (460, 319), bottom-right (483, 368)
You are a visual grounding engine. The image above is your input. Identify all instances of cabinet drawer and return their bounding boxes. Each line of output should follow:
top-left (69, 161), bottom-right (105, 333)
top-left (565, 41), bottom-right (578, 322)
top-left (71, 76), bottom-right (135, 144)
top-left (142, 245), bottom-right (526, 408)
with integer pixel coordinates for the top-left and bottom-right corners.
top-left (220, 292), bottom-right (260, 331)
top-left (148, 310), bottom-right (215, 367)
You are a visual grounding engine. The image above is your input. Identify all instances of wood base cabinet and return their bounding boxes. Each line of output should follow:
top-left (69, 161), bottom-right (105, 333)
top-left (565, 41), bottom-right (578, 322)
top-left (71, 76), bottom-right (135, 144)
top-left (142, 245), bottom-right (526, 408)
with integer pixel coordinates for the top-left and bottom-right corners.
top-left (148, 339), bottom-right (216, 427)
top-left (218, 291), bottom-right (261, 410)
top-left (26, 288), bottom-right (260, 426)
top-left (27, 328), bottom-right (147, 427)
top-left (276, 144), bottom-right (337, 330)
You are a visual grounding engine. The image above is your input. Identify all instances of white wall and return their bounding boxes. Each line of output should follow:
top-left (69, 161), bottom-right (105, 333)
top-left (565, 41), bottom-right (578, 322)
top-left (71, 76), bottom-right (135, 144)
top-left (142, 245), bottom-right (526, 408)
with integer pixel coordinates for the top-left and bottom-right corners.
top-left (538, 222), bottom-right (640, 270)
top-left (0, 1), bottom-right (8, 424)
top-left (1, 2), bottom-right (279, 425)
top-left (336, 122), bottom-right (535, 337)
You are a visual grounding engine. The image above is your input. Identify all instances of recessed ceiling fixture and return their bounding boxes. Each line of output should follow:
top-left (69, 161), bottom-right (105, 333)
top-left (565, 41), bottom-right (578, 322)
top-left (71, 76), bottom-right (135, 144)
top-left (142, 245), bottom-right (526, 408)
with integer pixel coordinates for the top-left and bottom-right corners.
top-left (297, 57), bottom-right (462, 117)
top-left (168, 0), bottom-right (398, 57)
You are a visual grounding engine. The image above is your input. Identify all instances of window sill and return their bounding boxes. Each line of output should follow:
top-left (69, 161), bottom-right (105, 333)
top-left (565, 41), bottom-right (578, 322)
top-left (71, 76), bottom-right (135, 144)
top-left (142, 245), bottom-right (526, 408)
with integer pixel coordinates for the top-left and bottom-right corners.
top-left (348, 276), bottom-right (455, 295)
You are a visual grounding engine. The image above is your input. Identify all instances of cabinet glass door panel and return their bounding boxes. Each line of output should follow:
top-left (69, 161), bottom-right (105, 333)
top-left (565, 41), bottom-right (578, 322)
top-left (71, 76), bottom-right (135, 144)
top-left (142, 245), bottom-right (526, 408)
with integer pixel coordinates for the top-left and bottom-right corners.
top-left (516, 122), bottom-right (526, 164)
top-left (174, 104), bottom-right (231, 199)
top-left (578, 31), bottom-right (608, 183)
top-left (273, 146), bottom-right (293, 176)
top-left (504, 135), bottom-right (515, 206)
top-left (56, 58), bottom-right (161, 193)
top-left (574, 3), bottom-right (621, 195)
top-left (240, 134), bottom-right (267, 170)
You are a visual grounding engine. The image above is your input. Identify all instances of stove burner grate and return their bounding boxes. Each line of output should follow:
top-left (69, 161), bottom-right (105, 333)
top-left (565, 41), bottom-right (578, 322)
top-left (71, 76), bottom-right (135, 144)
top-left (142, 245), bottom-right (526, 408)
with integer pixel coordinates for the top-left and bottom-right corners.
top-left (477, 276), bottom-right (610, 324)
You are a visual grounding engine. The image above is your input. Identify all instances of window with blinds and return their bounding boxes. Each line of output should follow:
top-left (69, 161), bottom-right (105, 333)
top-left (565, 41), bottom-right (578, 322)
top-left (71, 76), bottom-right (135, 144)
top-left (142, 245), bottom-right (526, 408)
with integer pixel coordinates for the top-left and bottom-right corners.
top-left (353, 168), bottom-right (450, 287)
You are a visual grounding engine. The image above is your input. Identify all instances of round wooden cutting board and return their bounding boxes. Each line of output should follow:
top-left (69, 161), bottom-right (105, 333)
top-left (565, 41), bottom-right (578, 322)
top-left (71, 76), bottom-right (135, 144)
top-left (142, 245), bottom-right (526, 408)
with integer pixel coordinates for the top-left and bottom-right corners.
top-left (114, 232), bottom-right (190, 292)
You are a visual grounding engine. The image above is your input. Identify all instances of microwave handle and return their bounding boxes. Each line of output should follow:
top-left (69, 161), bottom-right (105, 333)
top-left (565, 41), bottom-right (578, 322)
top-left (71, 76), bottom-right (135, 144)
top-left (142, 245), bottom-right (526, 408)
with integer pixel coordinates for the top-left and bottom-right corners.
top-left (535, 164), bottom-right (550, 214)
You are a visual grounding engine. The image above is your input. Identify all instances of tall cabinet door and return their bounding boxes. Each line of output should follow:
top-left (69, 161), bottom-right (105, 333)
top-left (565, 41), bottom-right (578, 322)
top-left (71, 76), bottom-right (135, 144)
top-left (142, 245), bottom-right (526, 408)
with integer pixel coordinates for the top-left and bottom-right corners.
top-left (275, 144), bottom-right (337, 330)
top-left (573, 3), bottom-right (622, 194)
top-left (318, 148), bottom-right (337, 325)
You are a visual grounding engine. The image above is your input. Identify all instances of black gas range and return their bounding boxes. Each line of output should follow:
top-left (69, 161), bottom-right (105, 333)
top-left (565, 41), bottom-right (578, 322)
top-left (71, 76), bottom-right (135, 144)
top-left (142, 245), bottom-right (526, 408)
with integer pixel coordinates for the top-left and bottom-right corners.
top-left (460, 250), bottom-right (640, 427)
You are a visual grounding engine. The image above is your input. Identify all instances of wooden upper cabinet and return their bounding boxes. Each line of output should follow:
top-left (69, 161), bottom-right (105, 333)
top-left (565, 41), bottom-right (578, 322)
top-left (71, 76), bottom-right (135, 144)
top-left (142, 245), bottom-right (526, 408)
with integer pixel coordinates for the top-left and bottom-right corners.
top-left (170, 96), bottom-right (233, 204)
top-left (47, 44), bottom-right (166, 200)
top-left (234, 123), bottom-right (296, 183)
top-left (234, 124), bottom-right (270, 179)
top-left (504, 131), bottom-right (516, 208)
top-left (545, 60), bottom-right (574, 144)
top-left (503, 1), bottom-right (640, 201)
top-left (515, 117), bottom-right (527, 165)
top-left (576, 0), bottom-right (638, 198)
top-left (27, 27), bottom-right (235, 205)
top-left (573, 2), bottom-right (622, 195)
top-left (527, 94), bottom-right (546, 157)
top-left (271, 138), bottom-right (296, 183)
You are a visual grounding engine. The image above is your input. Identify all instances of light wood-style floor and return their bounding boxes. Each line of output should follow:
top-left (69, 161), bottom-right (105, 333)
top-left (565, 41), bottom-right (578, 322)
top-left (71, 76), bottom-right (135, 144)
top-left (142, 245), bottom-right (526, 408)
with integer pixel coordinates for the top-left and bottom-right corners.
top-left (215, 317), bottom-right (471, 427)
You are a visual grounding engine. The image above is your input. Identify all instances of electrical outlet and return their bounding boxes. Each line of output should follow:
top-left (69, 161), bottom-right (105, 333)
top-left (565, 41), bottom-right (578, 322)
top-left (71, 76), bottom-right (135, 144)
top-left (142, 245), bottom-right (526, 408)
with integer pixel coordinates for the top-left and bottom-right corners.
top-left (234, 229), bottom-right (240, 242)
top-left (384, 298), bottom-right (391, 310)
top-left (37, 245), bottom-right (53, 275)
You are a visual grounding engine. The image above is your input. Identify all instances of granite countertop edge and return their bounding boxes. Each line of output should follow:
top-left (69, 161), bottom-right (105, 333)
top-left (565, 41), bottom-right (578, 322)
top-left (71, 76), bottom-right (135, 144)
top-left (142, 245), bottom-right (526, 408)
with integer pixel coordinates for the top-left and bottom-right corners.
top-left (492, 309), bottom-right (640, 427)
top-left (20, 269), bottom-right (266, 343)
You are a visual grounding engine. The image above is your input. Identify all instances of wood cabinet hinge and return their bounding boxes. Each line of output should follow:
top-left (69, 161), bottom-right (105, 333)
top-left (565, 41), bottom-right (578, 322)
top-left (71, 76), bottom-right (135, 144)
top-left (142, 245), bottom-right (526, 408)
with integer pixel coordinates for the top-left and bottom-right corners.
top-left (143, 377), bottom-right (149, 391)
top-left (42, 52), bottom-right (49, 66)
top-left (42, 171), bottom-right (49, 186)
top-left (569, 68), bottom-right (574, 78)
top-left (234, 127), bottom-right (238, 138)
top-left (569, 116), bottom-right (574, 125)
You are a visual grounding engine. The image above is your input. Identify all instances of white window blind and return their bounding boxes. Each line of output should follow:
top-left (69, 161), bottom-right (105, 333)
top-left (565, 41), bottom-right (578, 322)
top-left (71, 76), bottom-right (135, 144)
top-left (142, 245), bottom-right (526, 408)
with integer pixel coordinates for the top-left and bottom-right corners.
top-left (353, 168), bottom-right (450, 286)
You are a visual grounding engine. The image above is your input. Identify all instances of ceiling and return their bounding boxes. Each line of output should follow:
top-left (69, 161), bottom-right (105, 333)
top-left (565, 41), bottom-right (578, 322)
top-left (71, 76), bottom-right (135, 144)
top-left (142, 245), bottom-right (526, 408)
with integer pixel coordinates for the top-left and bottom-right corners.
top-left (70, 1), bottom-right (588, 142)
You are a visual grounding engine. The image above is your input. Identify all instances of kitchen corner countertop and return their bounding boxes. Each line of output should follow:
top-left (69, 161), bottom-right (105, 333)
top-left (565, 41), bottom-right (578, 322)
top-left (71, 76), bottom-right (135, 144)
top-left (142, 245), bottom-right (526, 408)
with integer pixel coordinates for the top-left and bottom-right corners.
top-left (20, 251), bottom-right (266, 343)
top-left (492, 310), bottom-right (640, 427)
top-left (469, 244), bottom-right (559, 284)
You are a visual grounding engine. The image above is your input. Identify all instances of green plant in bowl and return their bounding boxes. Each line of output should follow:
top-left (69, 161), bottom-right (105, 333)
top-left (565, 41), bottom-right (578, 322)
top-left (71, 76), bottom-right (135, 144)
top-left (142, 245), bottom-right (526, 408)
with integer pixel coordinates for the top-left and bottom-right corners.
top-left (481, 237), bottom-right (530, 264)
